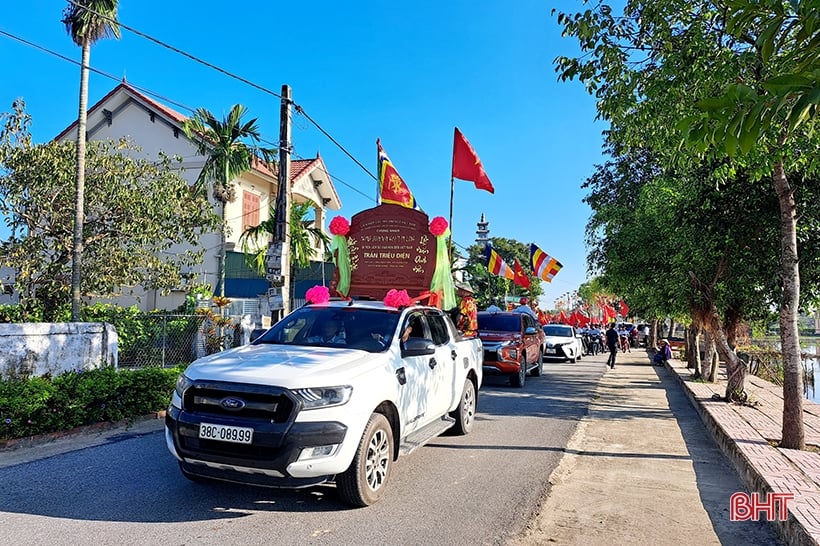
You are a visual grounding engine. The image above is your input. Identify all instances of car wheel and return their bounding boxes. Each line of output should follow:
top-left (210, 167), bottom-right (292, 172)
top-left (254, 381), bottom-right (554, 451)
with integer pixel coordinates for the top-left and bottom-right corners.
top-left (532, 350), bottom-right (543, 376)
top-left (510, 355), bottom-right (526, 388)
top-left (450, 378), bottom-right (476, 435)
top-left (337, 413), bottom-right (394, 507)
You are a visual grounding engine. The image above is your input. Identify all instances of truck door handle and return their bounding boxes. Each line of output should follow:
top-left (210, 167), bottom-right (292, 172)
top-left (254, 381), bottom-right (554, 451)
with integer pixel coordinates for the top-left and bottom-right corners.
top-left (451, 350), bottom-right (457, 361)
top-left (428, 358), bottom-right (437, 369)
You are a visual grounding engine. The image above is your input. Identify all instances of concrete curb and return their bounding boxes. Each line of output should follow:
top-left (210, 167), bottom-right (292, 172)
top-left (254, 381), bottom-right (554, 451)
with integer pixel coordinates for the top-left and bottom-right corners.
top-left (665, 360), bottom-right (820, 546)
top-left (0, 410), bottom-right (166, 453)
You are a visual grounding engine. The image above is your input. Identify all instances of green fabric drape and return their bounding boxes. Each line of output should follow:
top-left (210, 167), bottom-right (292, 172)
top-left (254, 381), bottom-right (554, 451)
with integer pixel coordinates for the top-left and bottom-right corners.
top-left (431, 228), bottom-right (456, 310)
top-left (331, 234), bottom-right (350, 296)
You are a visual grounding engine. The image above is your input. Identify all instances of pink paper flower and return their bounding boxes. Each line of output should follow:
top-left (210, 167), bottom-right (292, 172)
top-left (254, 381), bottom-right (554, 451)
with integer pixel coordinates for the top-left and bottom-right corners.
top-left (383, 288), bottom-right (411, 308)
top-left (429, 216), bottom-right (448, 237)
top-left (305, 285), bottom-right (330, 305)
top-left (329, 216), bottom-right (350, 236)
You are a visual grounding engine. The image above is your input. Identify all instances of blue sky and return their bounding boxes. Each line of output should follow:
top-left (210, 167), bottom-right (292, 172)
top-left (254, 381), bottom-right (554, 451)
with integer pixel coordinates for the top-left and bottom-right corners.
top-left (0, 0), bottom-right (606, 309)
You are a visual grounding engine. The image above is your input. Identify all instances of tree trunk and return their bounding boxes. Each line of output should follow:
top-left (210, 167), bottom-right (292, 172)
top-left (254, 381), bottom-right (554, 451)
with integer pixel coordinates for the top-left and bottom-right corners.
top-left (703, 329), bottom-right (719, 382)
top-left (773, 160), bottom-right (804, 450)
top-left (650, 318), bottom-right (659, 348)
top-left (71, 42), bottom-right (91, 322)
top-left (692, 281), bottom-right (747, 400)
top-left (687, 324), bottom-right (702, 377)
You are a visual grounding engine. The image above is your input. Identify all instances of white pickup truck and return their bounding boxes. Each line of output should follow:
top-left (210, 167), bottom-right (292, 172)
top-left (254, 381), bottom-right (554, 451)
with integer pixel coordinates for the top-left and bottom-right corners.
top-left (165, 300), bottom-right (483, 506)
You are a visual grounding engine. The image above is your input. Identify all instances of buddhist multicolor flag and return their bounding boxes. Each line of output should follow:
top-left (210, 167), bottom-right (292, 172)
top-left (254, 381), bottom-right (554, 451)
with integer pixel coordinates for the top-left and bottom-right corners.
top-left (513, 259), bottom-right (531, 289)
top-left (452, 127), bottom-right (495, 193)
top-left (530, 243), bottom-right (563, 283)
top-left (377, 139), bottom-right (419, 209)
top-left (485, 244), bottom-right (515, 280)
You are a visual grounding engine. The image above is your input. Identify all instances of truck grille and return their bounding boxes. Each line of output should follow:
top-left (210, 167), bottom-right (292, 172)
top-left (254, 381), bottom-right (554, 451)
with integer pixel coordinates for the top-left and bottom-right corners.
top-left (182, 381), bottom-right (296, 423)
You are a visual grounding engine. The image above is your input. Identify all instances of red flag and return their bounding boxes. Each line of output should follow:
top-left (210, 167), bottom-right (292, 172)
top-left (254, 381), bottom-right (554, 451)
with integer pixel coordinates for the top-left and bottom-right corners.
top-left (619, 300), bottom-right (630, 317)
top-left (557, 310), bottom-right (568, 324)
top-left (378, 139), bottom-right (419, 209)
top-left (452, 127), bottom-right (495, 193)
top-left (603, 304), bottom-right (617, 324)
top-left (513, 259), bottom-right (531, 289)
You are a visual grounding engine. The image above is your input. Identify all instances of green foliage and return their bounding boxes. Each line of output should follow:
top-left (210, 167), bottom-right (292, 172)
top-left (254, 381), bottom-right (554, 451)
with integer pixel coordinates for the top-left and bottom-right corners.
top-left (0, 106), bottom-right (221, 321)
top-left (62, 0), bottom-right (121, 47)
top-left (239, 201), bottom-right (330, 274)
top-left (0, 365), bottom-right (181, 440)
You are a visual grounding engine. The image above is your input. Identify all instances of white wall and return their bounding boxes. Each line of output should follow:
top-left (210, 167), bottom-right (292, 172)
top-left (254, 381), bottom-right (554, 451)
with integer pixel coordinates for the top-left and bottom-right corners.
top-left (0, 323), bottom-right (117, 379)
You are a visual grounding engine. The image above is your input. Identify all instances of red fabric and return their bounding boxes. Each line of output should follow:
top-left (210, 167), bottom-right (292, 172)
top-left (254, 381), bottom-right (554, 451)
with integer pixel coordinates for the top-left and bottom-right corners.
top-left (513, 259), bottom-right (531, 289)
top-left (452, 127), bottom-right (495, 193)
top-left (603, 304), bottom-right (617, 324)
top-left (619, 300), bottom-right (630, 317)
top-left (557, 310), bottom-right (568, 324)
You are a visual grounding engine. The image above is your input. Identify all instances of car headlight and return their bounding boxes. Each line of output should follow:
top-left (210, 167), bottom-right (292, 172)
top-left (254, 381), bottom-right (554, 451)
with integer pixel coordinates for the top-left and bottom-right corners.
top-left (291, 386), bottom-right (353, 409)
top-left (499, 345), bottom-right (519, 361)
top-left (175, 373), bottom-right (193, 397)
top-left (170, 373), bottom-right (193, 409)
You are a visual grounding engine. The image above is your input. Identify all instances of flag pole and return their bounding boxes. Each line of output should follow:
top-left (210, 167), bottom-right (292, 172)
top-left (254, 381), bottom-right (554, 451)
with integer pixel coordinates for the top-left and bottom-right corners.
top-left (375, 138), bottom-right (380, 204)
top-left (448, 174), bottom-right (455, 261)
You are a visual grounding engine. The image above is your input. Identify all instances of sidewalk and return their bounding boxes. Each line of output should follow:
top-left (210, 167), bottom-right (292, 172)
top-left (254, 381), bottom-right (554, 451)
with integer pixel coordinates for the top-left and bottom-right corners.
top-left (511, 349), bottom-right (820, 546)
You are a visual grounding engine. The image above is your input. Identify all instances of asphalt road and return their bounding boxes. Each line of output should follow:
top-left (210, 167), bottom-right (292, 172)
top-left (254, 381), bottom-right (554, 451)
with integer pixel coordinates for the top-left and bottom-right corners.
top-left (0, 358), bottom-right (603, 546)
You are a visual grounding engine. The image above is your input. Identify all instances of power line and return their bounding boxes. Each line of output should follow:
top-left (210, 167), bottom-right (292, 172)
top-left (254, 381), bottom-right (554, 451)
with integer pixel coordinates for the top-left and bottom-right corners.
top-left (62, 0), bottom-right (377, 184)
top-left (1, 23), bottom-right (476, 253)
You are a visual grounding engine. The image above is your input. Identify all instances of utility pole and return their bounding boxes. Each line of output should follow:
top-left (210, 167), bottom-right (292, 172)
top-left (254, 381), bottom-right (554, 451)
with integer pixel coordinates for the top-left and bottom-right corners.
top-left (267, 84), bottom-right (292, 322)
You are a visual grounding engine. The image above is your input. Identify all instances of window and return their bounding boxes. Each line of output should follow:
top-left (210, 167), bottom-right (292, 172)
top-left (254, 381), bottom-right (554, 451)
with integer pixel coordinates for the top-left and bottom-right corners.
top-left (427, 312), bottom-right (450, 345)
top-left (242, 191), bottom-right (260, 229)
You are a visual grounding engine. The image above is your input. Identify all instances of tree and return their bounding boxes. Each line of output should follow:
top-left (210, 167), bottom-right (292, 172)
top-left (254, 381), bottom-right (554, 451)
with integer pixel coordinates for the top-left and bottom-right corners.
top-left (62, 0), bottom-right (120, 322)
top-left (684, 0), bottom-right (819, 450)
top-left (554, 0), bottom-right (819, 449)
top-left (238, 201), bottom-right (330, 273)
top-left (0, 106), bottom-right (220, 321)
top-left (182, 104), bottom-right (275, 298)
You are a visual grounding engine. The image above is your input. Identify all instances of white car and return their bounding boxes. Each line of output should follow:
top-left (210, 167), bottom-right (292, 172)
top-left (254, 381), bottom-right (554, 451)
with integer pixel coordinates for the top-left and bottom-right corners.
top-left (542, 324), bottom-right (584, 363)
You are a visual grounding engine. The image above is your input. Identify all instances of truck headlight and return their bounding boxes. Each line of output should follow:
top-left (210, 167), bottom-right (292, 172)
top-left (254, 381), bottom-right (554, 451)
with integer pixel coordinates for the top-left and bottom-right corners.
top-left (499, 346), bottom-right (518, 361)
top-left (171, 373), bottom-right (194, 409)
top-left (291, 386), bottom-right (353, 409)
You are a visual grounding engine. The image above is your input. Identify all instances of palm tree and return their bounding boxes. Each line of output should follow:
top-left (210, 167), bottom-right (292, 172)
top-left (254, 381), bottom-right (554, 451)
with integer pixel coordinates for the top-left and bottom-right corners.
top-left (239, 202), bottom-right (330, 274)
top-left (62, 0), bottom-right (120, 321)
top-left (182, 104), bottom-right (275, 298)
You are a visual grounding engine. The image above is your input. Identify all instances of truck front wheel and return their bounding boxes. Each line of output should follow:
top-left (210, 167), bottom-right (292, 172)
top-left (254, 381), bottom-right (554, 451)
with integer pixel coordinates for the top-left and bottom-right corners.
top-left (510, 355), bottom-right (526, 388)
top-left (337, 413), bottom-right (394, 507)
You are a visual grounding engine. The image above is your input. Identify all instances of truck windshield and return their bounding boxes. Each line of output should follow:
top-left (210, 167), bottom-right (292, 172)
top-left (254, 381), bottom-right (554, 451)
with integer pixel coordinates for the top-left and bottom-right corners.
top-left (253, 306), bottom-right (400, 353)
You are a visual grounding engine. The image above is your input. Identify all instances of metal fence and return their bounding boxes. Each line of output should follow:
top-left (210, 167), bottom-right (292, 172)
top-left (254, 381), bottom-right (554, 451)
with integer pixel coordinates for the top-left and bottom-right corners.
top-left (115, 314), bottom-right (246, 369)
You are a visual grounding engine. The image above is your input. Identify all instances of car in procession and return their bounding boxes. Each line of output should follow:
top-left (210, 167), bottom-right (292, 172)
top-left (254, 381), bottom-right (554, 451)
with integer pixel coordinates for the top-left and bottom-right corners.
top-left (477, 311), bottom-right (544, 387)
top-left (542, 323), bottom-right (584, 363)
top-left (166, 300), bottom-right (483, 506)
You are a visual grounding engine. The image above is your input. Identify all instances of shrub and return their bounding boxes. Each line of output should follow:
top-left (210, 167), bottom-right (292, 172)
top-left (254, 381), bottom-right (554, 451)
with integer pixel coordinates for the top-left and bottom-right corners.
top-left (0, 365), bottom-right (183, 441)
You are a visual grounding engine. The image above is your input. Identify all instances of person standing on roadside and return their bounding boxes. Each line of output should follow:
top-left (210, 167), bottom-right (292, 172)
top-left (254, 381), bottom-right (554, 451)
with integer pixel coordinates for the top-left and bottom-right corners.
top-left (606, 322), bottom-right (619, 369)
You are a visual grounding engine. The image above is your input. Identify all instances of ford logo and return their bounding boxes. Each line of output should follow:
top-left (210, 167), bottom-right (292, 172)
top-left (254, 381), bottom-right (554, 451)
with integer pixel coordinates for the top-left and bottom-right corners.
top-left (219, 397), bottom-right (246, 411)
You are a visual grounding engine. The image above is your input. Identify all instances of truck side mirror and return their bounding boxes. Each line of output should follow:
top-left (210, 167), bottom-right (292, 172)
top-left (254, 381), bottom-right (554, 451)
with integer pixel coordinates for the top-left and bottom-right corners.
top-left (401, 337), bottom-right (436, 357)
top-left (524, 326), bottom-right (538, 335)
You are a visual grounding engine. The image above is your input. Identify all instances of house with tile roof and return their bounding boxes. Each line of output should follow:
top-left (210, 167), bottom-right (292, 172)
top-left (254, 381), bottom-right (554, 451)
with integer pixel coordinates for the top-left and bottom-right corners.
top-left (54, 82), bottom-right (342, 315)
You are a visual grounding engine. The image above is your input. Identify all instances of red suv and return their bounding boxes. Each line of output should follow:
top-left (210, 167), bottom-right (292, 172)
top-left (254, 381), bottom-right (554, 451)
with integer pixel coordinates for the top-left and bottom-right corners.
top-left (477, 311), bottom-right (545, 388)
